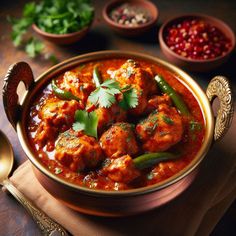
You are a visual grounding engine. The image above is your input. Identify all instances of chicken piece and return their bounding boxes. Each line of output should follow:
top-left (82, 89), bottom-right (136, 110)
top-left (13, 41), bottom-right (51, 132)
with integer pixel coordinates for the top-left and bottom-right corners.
top-left (95, 104), bottom-right (127, 133)
top-left (100, 122), bottom-right (139, 158)
top-left (102, 155), bottom-right (140, 184)
top-left (109, 59), bottom-right (158, 115)
top-left (34, 98), bottom-right (81, 150)
top-left (55, 129), bottom-right (104, 172)
top-left (60, 71), bottom-right (95, 103)
top-left (147, 94), bottom-right (172, 111)
top-left (34, 121), bottom-right (58, 151)
top-left (39, 98), bottom-right (81, 127)
top-left (136, 104), bottom-right (183, 152)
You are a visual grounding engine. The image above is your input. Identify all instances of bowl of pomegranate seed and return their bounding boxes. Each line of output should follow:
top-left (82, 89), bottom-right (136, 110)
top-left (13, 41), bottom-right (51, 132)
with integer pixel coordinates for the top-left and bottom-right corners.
top-left (103, 0), bottom-right (158, 37)
top-left (159, 14), bottom-right (235, 71)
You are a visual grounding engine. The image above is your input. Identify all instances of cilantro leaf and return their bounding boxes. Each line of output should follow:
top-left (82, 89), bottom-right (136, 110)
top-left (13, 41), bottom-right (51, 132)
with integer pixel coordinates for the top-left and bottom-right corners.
top-left (119, 86), bottom-right (138, 110)
top-left (8, 16), bottom-right (33, 46)
top-left (73, 110), bottom-right (98, 138)
top-left (25, 38), bottom-right (44, 58)
top-left (88, 79), bottom-right (121, 108)
top-left (102, 79), bottom-right (120, 89)
top-left (8, 0), bottom-right (94, 58)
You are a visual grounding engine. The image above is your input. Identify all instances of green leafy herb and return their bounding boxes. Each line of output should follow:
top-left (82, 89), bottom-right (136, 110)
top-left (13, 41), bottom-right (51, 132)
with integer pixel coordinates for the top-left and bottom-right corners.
top-left (89, 66), bottom-right (138, 109)
top-left (7, 15), bottom-right (33, 46)
top-left (146, 172), bottom-right (154, 180)
top-left (44, 53), bottom-right (59, 64)
top-left (34, 0), bottom-right (94, 34)
top-left (8, 0), bottom-right (94, 57)
top-left (119, 86), bottom-right (138, 110)
top-left (89, 79), bottom-right (138, 109)
top-left (189, 120), bottom-right (202, 132)
top-left (73, 110), bottom-right (98, 138)
top-left (88, 79), bottom-right (121, 108)
top-left (162, 115), bottom-right (174, 125)
top-left (54, 167), bottom-right (62, 174)
top-left (25, 38), bottom-right (44, 58)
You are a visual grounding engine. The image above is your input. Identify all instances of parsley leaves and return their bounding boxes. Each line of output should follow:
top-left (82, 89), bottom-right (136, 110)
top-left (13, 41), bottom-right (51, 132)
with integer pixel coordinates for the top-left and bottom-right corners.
top-left (72, 110), bottom-right (98, 138)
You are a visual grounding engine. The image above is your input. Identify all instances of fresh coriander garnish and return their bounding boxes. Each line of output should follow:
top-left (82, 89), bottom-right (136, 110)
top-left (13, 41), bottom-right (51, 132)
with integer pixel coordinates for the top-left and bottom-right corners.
top-left (118, 85), bottom-right (138, 110)
top-left (162, 115), bottom-right (174, 125)
top-left (88, 79), bottom-right (121, 108)
top-left (72, 110), bottom-right (98, 138)
top-left (89, 66), bottom-right (138, 109)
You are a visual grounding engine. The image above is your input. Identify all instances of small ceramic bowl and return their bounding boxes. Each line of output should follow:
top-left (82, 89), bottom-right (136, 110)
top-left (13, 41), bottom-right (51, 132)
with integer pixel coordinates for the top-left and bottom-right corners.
top-left (103, 0), bottom-right (158, 37)
top-left (158, 14), bottom-right (236, 72)
top-left (32, 23), bottom-right (92, 45)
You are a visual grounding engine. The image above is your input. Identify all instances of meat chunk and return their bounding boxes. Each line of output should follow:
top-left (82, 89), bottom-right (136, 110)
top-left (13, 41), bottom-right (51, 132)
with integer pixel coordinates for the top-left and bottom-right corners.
top-left (34, 98), bottom-right (81, 150)
top-left (102, 155), bottom-right (140, 184)
top-left (95, 104), bottom-right (127, 133)
top-left (55, 129), bottom-right (104, 172)
top-left (109, 59), bottom-right (158, 115)
top-left (39, 98), bottom-right (81, 127)
top-left (147, 94), bottom-right (172, 112)
top-left (136, 104), bottom-right (183, 152)
top-left (60, 71), bottom-right (95, 103)
top-left (100, 122), bottom-right (139, 158)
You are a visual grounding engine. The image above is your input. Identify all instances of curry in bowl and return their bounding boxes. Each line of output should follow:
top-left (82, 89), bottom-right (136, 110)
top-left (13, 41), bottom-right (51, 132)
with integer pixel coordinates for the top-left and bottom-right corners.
top-left (27, 58), bottom-right (205, 191)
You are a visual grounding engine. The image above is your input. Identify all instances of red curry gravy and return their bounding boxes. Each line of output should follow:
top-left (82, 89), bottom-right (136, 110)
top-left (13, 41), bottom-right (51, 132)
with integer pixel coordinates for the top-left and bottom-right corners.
top-left (27, 58), bottom-right (205, 191)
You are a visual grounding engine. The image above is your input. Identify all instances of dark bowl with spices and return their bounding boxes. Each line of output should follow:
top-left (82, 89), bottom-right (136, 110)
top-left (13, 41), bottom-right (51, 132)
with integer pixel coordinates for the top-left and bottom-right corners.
top-left (103, 0), bottom-right (158, 36)
top-left (159, 14), bottom-right (235, 72)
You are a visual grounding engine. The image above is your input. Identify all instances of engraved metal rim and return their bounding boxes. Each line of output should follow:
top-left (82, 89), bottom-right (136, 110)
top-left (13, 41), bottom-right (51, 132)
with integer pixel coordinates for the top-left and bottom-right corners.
top-left (16, 50), bottom-right (214, 196)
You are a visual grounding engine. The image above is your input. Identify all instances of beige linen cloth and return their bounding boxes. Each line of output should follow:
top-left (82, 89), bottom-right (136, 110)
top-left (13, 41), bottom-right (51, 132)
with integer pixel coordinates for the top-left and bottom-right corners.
top-left (7, 118), bottom-right (236, 236)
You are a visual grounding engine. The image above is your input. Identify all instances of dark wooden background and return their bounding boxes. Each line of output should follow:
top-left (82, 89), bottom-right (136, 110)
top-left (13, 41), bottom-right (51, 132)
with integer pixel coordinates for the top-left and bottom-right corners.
top-left (0, 0), bottom-right (235, 235)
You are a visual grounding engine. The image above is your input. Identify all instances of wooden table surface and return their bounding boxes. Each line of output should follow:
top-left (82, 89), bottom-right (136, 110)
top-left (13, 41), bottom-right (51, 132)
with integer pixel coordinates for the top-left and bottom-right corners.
top-left (0, 0), bottom-right (236, 235)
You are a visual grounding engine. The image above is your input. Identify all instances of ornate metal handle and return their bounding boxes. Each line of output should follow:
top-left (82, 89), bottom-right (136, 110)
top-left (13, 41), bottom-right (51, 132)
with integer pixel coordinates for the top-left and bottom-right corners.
top-left (3, 62), bottom-right (35, 129)
top-left (206, 76), bottom-right (234, 141)
top-left (3, 179), bottom-right (69, 236)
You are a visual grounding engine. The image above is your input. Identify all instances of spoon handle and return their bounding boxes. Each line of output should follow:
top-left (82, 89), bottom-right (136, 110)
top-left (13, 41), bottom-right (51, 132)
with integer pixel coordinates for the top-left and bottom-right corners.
top-left (3, 179), bottom-right (69, 236)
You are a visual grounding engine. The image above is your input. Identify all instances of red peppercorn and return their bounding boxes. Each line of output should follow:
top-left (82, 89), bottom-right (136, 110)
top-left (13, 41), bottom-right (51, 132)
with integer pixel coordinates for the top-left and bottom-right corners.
top-left (164, 17), bottom-right (232, 60)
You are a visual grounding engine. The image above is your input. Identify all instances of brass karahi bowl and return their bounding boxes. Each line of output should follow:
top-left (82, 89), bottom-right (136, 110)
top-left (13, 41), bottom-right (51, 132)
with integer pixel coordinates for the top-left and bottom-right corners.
top-left (3, 51), bottom-right (234, 216)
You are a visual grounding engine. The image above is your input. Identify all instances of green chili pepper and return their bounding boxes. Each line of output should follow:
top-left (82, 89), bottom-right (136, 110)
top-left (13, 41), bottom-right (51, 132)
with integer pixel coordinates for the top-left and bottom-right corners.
top-left (51, 80), bottom-right (81, 102)
top-left (154, 75), bottom-right (190, 115)
top-left (93, 65), bottom-right (102, 87)
top-left (133, 152), bottom-right (178, 170)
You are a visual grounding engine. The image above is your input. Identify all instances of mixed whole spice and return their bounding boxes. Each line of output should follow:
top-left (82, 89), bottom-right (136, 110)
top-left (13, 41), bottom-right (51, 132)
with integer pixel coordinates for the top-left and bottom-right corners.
top-left (110, 3), bottom-right (151, 26)
top-left (164, 17), bottom-right (232, 60)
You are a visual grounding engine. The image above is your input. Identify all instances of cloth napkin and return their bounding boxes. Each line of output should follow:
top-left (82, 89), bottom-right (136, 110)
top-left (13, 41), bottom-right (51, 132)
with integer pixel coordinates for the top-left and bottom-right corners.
top-left (8, 118), bottom-right (236, 236)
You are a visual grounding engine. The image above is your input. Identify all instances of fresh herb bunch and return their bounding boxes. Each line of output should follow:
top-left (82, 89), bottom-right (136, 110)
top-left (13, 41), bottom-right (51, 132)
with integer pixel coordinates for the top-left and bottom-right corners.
top-left (33, 0), bottom-right (94, 34)
top-left (8, 0), bottom-right (94, 57)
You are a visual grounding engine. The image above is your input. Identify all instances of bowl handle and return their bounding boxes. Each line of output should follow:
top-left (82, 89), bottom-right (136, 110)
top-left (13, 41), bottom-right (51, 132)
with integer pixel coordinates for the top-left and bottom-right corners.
top-left (3, 62), bottom-right (34, 130)
top-left (206, 76), bottom-right (234, 142)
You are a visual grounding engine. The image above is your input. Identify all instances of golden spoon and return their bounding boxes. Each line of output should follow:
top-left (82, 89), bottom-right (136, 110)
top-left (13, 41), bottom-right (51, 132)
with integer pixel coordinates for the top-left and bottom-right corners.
top-left (0, 130), bottom-right (68, 236)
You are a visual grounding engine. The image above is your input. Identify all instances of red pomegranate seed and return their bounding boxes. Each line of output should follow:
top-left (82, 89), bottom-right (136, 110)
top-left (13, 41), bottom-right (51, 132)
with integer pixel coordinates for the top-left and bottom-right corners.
top-left (164, 17), bottom-right (232, 60)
